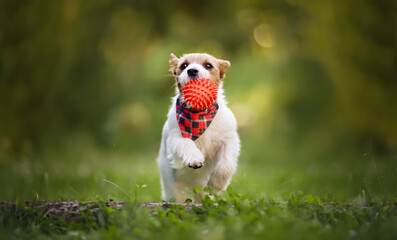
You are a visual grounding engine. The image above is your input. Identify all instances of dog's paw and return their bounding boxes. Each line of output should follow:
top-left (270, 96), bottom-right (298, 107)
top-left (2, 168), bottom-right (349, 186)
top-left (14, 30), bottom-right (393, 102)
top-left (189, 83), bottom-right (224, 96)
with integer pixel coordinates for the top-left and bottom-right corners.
top-left (188, 161), bottom-right (204, 169)
top-left (183, 151), bottom-right (204, 169)
top-left (180, 139), bottom-right (205, 170)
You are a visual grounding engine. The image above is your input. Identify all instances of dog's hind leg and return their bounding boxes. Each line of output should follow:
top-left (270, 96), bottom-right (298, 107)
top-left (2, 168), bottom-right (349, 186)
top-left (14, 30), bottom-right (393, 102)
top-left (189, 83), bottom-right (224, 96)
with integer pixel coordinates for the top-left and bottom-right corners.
top-left (157, 122), bottom-right (176, 201)
top-left (207, 135), bottom-right (240, 192)
top-left (158, 155), bottom-right (176, 200)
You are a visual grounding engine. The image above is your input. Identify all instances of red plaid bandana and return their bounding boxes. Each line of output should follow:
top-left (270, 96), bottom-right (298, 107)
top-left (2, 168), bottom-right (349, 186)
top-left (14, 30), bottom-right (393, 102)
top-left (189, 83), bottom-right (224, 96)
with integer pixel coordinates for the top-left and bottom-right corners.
top-left (176, 97), bottom-right (218, 141)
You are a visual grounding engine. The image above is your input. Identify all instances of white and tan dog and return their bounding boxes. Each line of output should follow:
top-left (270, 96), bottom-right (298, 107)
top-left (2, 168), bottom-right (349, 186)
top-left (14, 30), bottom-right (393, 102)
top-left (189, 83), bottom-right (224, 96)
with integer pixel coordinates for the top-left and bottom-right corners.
top-left (157, 53), bottom-right (240, 202)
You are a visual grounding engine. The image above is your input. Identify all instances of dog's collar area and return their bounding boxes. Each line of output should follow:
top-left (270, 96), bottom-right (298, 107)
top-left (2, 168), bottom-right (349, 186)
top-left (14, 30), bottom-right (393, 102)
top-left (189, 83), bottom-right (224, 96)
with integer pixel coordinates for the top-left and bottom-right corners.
top-left (176, 97), bottom-right (218, 141)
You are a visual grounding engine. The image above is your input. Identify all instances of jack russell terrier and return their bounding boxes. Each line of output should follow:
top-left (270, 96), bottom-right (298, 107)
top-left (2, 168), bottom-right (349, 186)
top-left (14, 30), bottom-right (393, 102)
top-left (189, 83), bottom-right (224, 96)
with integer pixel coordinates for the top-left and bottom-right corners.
top-left (157, 53), bottom-right (240, 202)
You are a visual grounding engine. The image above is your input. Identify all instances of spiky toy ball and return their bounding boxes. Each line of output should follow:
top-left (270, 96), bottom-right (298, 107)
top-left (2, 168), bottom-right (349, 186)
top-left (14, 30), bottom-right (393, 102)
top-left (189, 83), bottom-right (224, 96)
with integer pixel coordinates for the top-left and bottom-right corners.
top-left (182, 78), bottom-right (218, 111)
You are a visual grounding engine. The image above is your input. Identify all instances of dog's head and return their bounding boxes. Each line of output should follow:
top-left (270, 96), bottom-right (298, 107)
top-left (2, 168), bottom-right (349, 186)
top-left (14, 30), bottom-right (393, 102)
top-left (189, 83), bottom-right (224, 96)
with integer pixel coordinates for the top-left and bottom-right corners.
top-left (169, 53), bottom-right (230, 90)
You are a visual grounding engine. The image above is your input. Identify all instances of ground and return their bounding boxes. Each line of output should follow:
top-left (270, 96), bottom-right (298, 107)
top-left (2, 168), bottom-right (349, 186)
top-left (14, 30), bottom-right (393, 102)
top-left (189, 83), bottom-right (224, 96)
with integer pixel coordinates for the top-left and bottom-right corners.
top-left (0, 135), bottom-right (396, 239)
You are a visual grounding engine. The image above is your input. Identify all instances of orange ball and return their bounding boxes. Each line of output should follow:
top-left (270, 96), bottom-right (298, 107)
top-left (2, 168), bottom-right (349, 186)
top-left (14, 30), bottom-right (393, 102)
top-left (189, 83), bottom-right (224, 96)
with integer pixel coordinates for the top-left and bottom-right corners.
top-left (182, 78), bottom-right (218, 111)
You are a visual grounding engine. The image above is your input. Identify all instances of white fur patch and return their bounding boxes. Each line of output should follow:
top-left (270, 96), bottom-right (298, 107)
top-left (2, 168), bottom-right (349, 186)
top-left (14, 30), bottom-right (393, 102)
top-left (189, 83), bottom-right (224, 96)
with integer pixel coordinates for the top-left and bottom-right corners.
top-left (178, 63), bottom-right (210, 86)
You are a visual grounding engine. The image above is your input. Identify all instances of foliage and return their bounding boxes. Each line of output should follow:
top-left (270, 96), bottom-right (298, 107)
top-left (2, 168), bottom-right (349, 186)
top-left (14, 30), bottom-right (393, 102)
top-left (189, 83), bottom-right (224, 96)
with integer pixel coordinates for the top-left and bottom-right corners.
top-left (1, 190), bottom-right (397, 240)
top-left (1, 0), bottom-right (396, 154)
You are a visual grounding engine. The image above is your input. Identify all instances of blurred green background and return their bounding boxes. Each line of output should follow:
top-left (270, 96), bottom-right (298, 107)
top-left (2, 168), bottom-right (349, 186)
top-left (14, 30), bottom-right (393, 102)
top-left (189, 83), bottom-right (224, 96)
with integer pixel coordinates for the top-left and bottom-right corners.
top-left (1, 0), bottom-right (396, 202)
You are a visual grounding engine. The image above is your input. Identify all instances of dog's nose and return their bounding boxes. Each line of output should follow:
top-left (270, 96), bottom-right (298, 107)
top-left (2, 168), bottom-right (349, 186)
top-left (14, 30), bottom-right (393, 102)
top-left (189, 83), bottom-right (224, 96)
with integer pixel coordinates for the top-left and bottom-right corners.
top-left (187, 68), bottom-right (198, 77)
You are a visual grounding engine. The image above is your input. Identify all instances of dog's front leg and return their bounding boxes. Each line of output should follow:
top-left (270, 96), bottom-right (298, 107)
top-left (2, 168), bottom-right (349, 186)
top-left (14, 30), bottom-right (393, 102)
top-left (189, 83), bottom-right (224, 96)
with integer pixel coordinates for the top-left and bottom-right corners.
top-left (166, 128), bottom-right (204, 169)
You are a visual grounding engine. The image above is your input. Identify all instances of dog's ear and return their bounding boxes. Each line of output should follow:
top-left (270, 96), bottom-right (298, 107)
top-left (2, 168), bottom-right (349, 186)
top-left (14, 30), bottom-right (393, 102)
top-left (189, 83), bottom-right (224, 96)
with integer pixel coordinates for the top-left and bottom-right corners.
top-left (217, 59), bottom-right (230, 79)
top-left (169, 53), bottom-right (179, 75)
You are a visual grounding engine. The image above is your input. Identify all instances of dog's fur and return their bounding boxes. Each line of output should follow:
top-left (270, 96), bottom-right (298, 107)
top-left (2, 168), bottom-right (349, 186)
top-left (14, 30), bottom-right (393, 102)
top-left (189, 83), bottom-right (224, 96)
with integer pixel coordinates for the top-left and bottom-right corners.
top-left (157, 53), bottom-right (240, 202)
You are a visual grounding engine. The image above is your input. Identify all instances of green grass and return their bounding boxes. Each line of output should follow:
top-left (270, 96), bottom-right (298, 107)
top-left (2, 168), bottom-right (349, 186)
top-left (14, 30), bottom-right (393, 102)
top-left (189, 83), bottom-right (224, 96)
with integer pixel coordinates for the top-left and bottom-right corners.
top-left (0, 133), bottom-right (396, 239)
top-left (1, 189), bottom-right (397, 240)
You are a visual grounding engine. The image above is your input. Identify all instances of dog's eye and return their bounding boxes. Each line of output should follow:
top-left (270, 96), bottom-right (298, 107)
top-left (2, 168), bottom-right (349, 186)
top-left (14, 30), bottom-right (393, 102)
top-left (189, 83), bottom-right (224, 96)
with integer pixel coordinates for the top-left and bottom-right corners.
top-left (180, 63), bottom-right (188, 70)
top-left (204, 63), bottom-right (213, 69)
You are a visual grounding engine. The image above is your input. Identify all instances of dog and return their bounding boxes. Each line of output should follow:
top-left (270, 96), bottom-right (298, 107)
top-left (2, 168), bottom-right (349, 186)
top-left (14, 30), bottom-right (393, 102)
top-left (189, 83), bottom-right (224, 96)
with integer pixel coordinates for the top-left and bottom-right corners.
top-left (157, 53), bottom-right (240, 202)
